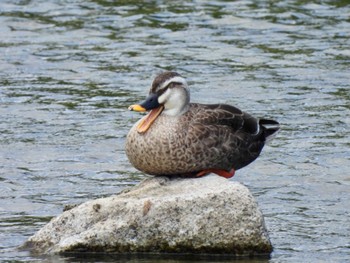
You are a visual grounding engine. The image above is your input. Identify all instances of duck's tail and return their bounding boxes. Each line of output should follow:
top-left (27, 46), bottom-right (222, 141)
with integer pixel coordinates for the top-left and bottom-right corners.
top-left (260, 119), bottom-right (280, 143)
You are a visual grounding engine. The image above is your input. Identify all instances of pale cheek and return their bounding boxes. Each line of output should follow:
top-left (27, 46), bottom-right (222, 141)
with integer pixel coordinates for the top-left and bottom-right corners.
top-left (165, 98), bottom-right (177, 109)
top-left (158, 90), bottom-right (171, 105)
top-left (157, 94), bottom-right (166, 105)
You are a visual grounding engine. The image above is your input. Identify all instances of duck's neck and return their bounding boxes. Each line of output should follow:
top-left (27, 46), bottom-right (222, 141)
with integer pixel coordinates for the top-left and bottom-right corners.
top-left (164, 103), bottom-right (190, 116)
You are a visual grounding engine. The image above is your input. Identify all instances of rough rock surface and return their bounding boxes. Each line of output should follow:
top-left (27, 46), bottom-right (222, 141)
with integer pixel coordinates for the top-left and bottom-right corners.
top-left (23, 175), bottom-right (272, 256)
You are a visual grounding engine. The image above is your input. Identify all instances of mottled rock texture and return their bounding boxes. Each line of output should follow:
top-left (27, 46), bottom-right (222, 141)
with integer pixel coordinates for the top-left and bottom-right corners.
top-left (23, 175), bottom-right (272, 256)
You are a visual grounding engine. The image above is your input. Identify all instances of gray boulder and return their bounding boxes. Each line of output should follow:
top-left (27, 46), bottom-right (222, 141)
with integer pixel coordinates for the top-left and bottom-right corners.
top-left (23, 175), bottom-right (272, 256)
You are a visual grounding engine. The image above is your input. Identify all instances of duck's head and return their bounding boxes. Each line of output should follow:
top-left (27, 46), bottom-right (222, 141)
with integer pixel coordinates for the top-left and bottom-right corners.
top-left (129, 71), bottom-right (190, 133)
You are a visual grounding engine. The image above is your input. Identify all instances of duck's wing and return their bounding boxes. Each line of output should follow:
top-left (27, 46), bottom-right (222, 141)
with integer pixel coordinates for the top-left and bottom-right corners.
top-left (183, 103), bottom-right (279, 171)
top-left (191, 103), bottom-right (260, 136)
top-left (182, 104), bottom-right (262, 171)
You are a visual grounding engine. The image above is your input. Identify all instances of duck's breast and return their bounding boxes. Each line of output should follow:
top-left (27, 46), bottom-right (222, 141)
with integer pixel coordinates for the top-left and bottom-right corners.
top-left (126, 115), bottom-right (190, 175)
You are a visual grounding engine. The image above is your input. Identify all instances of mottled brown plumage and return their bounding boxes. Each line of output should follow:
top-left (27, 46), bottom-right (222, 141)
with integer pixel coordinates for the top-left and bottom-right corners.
top-left (126, 72), bottom-right (279, 177)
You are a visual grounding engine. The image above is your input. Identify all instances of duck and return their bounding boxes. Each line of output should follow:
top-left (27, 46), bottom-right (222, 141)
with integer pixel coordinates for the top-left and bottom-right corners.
top-left (125, 71), bottom-right (279, 178)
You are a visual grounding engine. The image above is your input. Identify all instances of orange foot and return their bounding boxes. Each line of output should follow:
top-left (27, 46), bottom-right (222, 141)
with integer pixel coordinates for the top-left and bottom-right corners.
top-left (196, 168), bottom-right (235, 179)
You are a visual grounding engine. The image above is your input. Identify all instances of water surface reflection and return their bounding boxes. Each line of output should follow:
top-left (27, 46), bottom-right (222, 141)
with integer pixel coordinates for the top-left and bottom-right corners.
top-left (0, 0), bottom-right (349, 262)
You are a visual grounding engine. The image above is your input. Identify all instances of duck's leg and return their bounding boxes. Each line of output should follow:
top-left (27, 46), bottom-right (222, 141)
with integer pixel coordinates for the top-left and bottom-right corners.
top-left (196, 168), bottom-right (235, 179)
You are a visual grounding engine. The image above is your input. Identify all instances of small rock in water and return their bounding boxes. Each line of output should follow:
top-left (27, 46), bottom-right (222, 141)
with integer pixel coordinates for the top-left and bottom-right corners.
top-left (22, 175), bottom-right (272, 256)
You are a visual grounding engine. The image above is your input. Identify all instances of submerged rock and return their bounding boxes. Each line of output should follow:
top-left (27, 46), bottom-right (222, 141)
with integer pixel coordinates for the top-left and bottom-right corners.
top-left (23, 175), bottom-right (272, 256)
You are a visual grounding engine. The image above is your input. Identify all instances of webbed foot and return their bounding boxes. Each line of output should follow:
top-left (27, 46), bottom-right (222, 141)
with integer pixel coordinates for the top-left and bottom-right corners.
top-left (196, 168), bottom-right (235, 179)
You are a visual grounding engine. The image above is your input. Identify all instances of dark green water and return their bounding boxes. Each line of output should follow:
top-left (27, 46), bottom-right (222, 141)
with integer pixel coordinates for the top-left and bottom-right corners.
top-left (0, 0), bottom-right (349, 262)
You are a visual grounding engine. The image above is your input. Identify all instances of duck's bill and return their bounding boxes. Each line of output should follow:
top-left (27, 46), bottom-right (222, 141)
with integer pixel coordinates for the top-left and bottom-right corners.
top-left (136, 105), bottom-right (164, 133)
top-left (128, 93), bottom-right (160, 112)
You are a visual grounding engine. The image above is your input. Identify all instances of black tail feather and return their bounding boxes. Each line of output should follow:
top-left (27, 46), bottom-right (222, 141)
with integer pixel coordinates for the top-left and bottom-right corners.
top-left (259, 119), bottom-right (280, 142)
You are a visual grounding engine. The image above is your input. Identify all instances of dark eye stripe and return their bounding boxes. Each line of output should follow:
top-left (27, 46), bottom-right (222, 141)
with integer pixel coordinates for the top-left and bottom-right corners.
top-left (154, 82), bottom-right (170, 94)
top-left (157, 82), bottom-right (184, 95)
top-left (157, 85), bottom-right (169, 96)
top-left (150, 83), bottom-right (168, 94)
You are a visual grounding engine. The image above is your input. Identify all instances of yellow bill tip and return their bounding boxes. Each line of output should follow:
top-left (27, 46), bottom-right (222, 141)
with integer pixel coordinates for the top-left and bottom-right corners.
top-left (128, 104), bottom-right (146, 112)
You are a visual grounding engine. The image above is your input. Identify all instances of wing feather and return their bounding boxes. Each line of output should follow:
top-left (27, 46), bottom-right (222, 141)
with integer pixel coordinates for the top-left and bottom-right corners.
top-left (191, 103), bottom-right (259, 135)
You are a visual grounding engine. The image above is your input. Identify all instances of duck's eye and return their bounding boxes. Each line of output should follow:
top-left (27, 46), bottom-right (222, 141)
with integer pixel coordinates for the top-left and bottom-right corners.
top-left (158, 86), bottom-right (169, 96)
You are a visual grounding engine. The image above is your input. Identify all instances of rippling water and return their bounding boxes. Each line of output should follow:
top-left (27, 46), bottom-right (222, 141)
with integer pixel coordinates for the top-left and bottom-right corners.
top-left (0, 0), bottom-right (349, 262)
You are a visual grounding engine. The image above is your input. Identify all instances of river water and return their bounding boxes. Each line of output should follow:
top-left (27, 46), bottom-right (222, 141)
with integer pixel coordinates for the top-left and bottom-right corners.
top-left (0, 0), bottom-right (349, 262)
